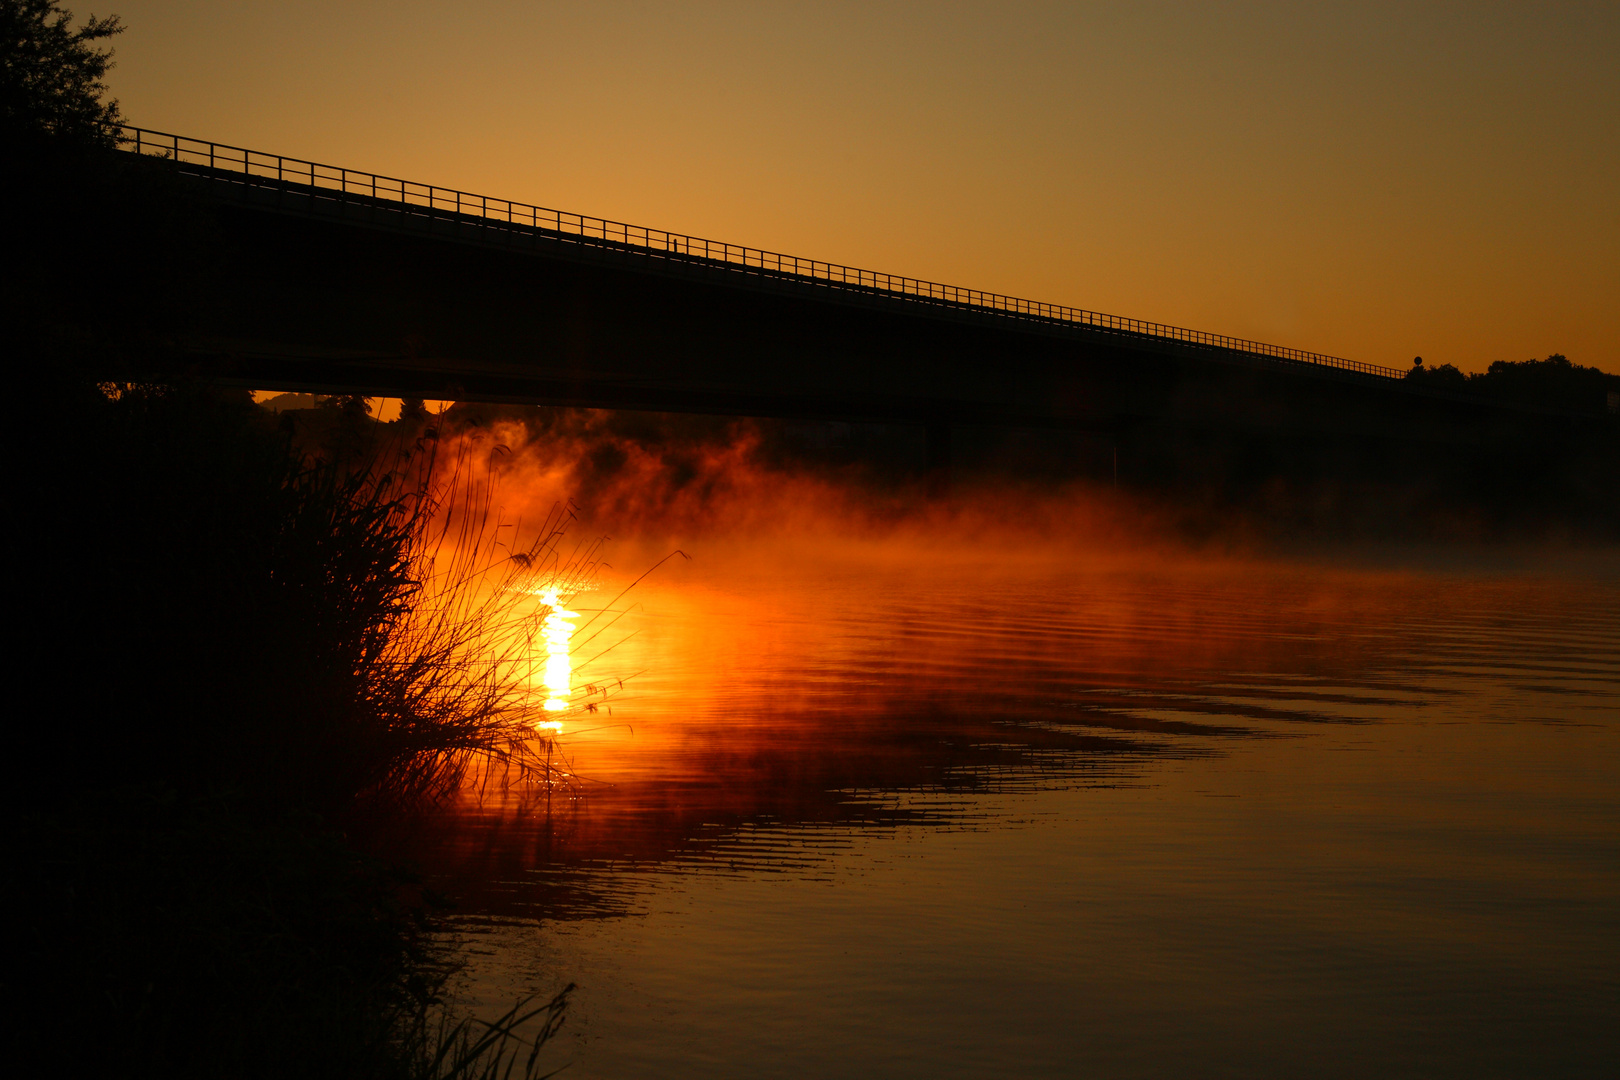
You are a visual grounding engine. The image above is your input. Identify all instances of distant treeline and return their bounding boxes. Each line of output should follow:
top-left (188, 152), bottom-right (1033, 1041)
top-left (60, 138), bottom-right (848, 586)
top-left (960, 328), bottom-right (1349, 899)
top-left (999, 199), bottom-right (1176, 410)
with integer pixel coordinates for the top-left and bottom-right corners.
top-left (1405, 354), bottom-right (1619, 416)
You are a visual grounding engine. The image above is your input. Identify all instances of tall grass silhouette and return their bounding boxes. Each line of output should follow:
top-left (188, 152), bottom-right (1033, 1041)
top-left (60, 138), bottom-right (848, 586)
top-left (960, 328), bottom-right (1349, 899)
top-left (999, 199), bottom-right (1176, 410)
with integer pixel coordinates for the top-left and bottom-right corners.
top-left (344, 431), bottom-right (612, 806)
top-left (19, 386), bottom-right (611, 1077)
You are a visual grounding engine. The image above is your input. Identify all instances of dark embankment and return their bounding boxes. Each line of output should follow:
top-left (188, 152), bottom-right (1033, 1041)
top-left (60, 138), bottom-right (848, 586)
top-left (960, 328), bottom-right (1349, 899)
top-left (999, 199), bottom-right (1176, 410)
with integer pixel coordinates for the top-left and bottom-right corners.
top-left (7, 374), bottom-right (574, 1077)
top-left (5, 130), bottom-right (572, 1076)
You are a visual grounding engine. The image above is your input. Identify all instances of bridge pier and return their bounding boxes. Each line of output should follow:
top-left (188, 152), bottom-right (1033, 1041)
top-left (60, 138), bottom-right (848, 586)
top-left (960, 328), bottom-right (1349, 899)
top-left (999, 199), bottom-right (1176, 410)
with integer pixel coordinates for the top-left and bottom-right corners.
top-left (925, 419), bottom-right (952, 498)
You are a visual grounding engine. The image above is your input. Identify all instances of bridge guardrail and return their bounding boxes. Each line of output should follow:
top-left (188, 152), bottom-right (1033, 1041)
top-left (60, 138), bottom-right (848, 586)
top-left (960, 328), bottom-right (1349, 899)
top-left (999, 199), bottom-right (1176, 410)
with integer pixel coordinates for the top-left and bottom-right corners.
top-left (119, 126), bottom-right (1404, 382)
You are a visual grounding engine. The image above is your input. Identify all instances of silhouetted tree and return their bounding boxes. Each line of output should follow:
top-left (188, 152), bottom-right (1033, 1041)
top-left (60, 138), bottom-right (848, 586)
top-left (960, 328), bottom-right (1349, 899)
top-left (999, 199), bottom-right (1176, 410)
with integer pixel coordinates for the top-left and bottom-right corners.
top-left (0, 0), bottom-right (123, 147)
top-left (1406, 352), bottom-right (1618, 415)
top-left (1474, 354), bottom-right (1617, 414)
top-left (1404, 360), bottom-right (1469, 390)
top-left (338, 393), bottom-right (373, 421)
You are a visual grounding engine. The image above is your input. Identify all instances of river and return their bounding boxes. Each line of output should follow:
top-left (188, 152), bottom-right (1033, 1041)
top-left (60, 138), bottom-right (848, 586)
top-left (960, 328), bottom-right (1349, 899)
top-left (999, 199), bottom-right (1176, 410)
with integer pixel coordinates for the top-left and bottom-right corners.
top-left (408, 538), bottom-right (1619, 1077)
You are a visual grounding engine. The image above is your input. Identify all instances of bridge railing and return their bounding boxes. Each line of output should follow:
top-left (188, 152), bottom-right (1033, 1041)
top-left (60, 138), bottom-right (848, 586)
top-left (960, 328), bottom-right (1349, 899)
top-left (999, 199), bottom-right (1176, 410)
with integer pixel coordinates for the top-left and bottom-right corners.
top-left (119, 126), bottom-right (1404, 381)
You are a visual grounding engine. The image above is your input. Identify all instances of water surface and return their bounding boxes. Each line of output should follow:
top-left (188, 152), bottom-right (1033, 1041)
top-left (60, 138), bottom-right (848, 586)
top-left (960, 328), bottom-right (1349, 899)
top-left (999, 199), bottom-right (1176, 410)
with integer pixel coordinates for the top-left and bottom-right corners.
top-left (418, 548), bottom-right (1620, 1077)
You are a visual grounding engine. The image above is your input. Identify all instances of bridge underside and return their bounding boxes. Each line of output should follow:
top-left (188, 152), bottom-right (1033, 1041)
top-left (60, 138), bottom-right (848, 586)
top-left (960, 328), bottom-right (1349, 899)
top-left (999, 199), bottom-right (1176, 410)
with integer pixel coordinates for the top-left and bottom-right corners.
top-left (179, 195), bottom-right (1500, 424)
top-left (78, 161), bottom-right (1584, 501)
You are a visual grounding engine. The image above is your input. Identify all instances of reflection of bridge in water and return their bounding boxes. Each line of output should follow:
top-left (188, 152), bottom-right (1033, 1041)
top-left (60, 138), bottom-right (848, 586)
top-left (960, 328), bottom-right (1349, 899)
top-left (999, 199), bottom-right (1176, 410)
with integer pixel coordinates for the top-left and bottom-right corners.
top-left (121, 126), bottom-right (1552, 485)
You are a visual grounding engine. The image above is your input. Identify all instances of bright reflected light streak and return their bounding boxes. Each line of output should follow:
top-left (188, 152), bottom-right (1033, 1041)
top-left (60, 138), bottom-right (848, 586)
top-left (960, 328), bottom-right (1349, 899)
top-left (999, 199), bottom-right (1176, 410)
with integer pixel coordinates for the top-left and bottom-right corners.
top-left (536, 586), bottom-right (579, 716)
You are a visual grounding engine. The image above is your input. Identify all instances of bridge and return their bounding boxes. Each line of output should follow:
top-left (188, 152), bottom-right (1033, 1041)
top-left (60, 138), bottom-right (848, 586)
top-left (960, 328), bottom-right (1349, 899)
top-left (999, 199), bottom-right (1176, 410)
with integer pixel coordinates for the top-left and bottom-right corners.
top-left (115, 126), bottom-right (1548, 487)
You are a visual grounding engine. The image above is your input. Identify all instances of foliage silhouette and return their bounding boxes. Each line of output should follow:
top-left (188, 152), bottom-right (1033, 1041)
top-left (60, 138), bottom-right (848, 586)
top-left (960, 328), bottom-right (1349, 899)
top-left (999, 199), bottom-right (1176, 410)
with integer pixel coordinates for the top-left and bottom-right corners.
top-left (1406, 352), bottom-right (1619, 415)
top-left (5, 8), bottom-right (587, 1061)
top-left (23, 382), bottom-right (599, 813)
top-left (13, 383), bottom-right (585, 1077)
top-left (0, 0), bottom-right (123, 146)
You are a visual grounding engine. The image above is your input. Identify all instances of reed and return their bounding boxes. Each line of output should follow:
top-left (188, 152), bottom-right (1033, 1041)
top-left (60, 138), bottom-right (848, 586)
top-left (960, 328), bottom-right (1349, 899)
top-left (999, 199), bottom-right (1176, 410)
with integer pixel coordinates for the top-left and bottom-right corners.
top-left (403, 987), bottom-right (576, 1080)
top-left (298, 429), bottom-right (612, 808)
top-left (23, 384), bottom-right (614, 814)
top-left (14, 384), bottom-right (597, 1077)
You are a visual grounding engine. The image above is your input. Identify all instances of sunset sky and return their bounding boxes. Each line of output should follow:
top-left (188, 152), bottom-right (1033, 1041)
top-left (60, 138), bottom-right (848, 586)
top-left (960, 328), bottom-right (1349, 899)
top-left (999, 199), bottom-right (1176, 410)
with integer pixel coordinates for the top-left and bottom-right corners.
top-left (104, 1), bottom-right (1617, 372)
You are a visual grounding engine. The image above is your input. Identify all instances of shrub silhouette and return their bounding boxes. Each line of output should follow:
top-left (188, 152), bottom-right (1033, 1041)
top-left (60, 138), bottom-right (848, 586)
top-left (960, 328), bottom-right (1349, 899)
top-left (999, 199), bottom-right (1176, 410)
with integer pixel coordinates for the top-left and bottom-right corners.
top-left (22, 384), bottom-right (591, 814)
top-left (15, 383), bottom-right (588, 1077)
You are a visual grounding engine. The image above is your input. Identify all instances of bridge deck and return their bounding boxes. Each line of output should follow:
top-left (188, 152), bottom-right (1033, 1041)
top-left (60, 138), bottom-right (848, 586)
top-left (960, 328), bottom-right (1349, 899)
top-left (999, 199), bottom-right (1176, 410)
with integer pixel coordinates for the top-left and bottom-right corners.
top-left (119, 125), bottom-right (1405, 389)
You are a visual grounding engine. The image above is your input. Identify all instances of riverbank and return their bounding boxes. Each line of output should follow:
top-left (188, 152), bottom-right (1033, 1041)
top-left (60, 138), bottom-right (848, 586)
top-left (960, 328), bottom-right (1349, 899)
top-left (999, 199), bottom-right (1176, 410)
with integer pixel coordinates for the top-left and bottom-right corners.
top-left (6, 379), bottom-right (571, 1078)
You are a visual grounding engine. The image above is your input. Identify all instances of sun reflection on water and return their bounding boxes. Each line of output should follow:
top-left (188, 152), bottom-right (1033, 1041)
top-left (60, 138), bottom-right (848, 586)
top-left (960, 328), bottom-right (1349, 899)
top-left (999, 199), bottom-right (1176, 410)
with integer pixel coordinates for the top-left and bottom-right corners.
top-left (535, 586), bottom-right (579, 717)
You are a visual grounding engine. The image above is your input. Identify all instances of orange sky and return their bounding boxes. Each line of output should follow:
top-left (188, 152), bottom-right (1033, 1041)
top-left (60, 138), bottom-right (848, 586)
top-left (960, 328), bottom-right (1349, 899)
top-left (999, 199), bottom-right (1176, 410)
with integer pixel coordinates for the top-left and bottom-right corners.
top-left (106, 1), bottom-right (1616, 373)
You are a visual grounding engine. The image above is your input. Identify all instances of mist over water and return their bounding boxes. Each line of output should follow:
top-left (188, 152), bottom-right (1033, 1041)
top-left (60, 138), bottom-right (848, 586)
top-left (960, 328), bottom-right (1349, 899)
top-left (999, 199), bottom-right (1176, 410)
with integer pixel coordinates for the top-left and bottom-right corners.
top-left (421, 405), bottom-right (1212, 565)
top-left (387, 407), bottom-right (1619, 1078)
